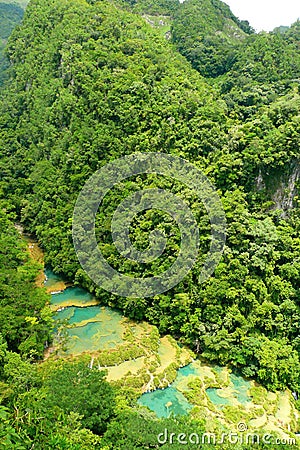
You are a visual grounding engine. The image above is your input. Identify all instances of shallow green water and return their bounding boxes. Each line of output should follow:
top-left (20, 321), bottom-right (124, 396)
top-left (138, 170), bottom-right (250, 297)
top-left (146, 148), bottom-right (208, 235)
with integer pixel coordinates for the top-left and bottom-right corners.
top-left (206, 372), bottom-right (251, 407)
top-left (138, 385), bottom-right (193, 418)
top-left (54, 304), bottom-right (125, 354)
top-left (48, 269), bottom-right (251, 414)
top-left (47, 268), bottom-right (125, 354)
top-left (44, 268), bottom-right (65, 289)
top-left (206, 387), bottom-right (231, 406)
top-left (138, 364), bottom-right (196, 417)
top-left (174, 364), bottom-right (197, 378)
top-left (138, 362), bottom-right (252, 417)
top-left (66, 320), bottom-right (123, 354)
top-left (55, 305), bottom-right (100, 324)
top-left (54, 307), bottom-right (75, 322)
top-left (230, 373), bottom-right (251, 404)
top-left (51, 286), bottom-right (95, 307)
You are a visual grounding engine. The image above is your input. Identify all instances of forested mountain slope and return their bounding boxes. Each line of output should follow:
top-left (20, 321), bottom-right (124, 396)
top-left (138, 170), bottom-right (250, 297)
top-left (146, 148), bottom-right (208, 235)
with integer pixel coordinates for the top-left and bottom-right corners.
top-left (0, 0), bottom-right (28, 7)
top-left (124, 0), bottom-right (180, 15)
top-left (217, 22), bottom-right (300, 118)
top-left (170, 0), bottom-right (253, 77)
top-left (1, 0), bottom-right (300, 404)
top-left (0, 211), bottom-right (51, 357)
top-left (0, 1), bottom-right (24, 84)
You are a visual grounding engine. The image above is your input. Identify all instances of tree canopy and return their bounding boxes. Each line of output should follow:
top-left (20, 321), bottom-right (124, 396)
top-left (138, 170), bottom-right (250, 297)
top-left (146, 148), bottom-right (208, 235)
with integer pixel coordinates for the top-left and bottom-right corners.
top-left (0, 0), bottom-right (300, 447)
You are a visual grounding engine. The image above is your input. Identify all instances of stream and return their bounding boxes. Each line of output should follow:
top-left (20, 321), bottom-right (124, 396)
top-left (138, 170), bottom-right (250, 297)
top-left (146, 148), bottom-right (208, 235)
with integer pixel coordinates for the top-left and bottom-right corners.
top-left (45, 270), bottom-right (253, 419)
top-left (18, 232), bottom-right (297, 434)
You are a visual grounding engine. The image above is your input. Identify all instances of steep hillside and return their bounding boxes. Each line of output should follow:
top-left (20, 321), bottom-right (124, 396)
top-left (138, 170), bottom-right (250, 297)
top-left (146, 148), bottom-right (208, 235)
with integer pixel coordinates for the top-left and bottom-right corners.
top-left (171, 6), bottom-right (300, 210)
top-left (0, 0), bottom-right (29, 7)
top-left (1, 0), bottom-right (300, 409)
top-left (0, 2), bottom-right (24, 84)
top-left (218, 25), bottom-right (300, 117)
top-left (0, 211), bottom-right (51, 357)
top-left (171, 0), bottom-right (253, 77)
top-left (1, 0), bottom-right (300, 447)
top-left (124, 0), bottom-right (180, 15)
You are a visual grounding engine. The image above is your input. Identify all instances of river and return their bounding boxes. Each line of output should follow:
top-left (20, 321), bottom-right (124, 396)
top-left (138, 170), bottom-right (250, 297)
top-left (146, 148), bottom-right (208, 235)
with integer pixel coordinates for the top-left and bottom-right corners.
top-left (21, 233), bottom-right (299, 437)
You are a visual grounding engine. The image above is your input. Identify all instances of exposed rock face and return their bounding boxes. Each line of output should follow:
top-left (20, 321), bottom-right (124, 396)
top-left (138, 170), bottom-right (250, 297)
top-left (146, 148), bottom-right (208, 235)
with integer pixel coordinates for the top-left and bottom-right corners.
top-left (256, 167), bottom-right (265, 191)
top-left (272, 165), bottom-right (300, 213)
top-left (256, 161), bottom-right (300, 215)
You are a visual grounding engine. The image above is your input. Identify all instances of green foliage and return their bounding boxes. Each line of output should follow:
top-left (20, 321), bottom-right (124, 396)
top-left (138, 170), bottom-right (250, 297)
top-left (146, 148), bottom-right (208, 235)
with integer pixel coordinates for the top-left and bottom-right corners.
top-left (0, 406), bottom-right (25, 449)
top-left (171, 0), bottom-right (248, 77)
top-left (101, 411), bottom-right (209, 449)
top-left (0, 2), bottom-right (300, 447)
top-left (0, 210), bottom-right (52, 357)
top-left (222, 405), bottom-right (250, 424)
top-left (0, 0), bottom-right (300, 397)
top-left (0, 3), bottom-right (23, 38)
top-left (0, 0), bottom-right (29, 8)
top-left (0, 355), bottom-right (114, 448)
top-left (96, 343), bottom-right (145, 366)
top-left (124, 0), bottom-right (180, 15)
top-left (42, 360), bottom-right (116, 435)
top-left (0, 2), bottom-right (24, 85)
top-left (217, 24), bottom-right (300, 118)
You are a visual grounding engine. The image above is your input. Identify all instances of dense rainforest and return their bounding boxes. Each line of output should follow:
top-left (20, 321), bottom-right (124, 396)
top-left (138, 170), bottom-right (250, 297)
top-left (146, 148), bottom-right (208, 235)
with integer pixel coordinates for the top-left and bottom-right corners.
top-left (0, 0), bottom-right (300, 447)
top-left (0, 1), bottom-right (25, 85)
